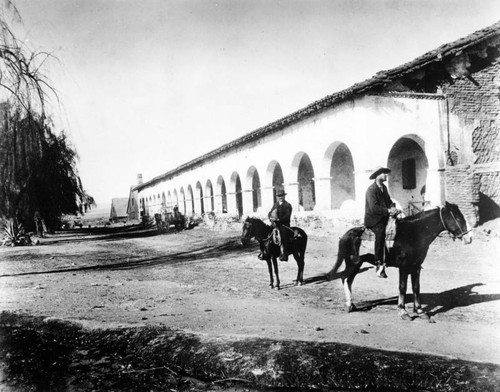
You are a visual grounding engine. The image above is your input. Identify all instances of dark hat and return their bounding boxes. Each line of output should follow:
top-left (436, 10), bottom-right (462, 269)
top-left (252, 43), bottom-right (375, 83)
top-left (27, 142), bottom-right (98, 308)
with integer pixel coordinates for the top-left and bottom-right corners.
top-left (369, 166), bottom-right (391, 180)
top-left (276, 189), bottom-right (287, 197)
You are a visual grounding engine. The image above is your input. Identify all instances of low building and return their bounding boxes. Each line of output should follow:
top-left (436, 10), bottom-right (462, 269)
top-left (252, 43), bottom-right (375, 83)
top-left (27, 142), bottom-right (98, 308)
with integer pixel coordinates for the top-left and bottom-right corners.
top-left (133, 22), bottom-right (500, 227)
top-left (109, 198), bottom-right (129, 223)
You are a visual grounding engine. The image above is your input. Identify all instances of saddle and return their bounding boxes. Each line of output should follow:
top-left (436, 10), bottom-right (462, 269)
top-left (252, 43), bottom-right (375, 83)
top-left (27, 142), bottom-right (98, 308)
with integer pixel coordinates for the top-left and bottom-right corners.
top-left (360, 217), bottom-right (397, 249)
top-left (271, 227), bottom-right (301, 246)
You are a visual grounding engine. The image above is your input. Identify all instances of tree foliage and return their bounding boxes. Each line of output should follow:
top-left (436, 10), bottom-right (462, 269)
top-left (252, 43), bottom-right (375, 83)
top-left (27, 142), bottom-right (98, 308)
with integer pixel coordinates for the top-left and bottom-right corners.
top-left (0, 108), bottom-right (95, 232)
top-left (0, 0), bottom-right (56, 114)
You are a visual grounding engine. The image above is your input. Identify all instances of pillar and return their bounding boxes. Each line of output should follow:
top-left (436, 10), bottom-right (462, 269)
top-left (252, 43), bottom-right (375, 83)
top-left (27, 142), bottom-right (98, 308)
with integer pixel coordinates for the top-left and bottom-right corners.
top-left (313, 177), bottom-right (332, 212)
top-left (242, 189), bottom-right (254, 215)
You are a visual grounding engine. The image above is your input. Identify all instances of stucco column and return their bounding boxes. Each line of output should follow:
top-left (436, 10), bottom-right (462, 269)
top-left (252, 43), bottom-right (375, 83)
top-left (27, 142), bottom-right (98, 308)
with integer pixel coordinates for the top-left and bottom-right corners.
top-left (214, 194), bottom-right (223, 214)
top-left (186, 198), bottom-right (193, 216)
top-left (354, 169), bottom-right (372, 205)
top-left (242, 189), bottom-right (254, 216)
top-left (227, 192), bottom-right (237, 215)
top-left (261, 186), bottom-right (275, 214)
top-left (426, 168), bottom-right (446, 206)
top-left (313, 177), bottom-right (332, 212)
top-left (284, 183), bottom-right (300, 211)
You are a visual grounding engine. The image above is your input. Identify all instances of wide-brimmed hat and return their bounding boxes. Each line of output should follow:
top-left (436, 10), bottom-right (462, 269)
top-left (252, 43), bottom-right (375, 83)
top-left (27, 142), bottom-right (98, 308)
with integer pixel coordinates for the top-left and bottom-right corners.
top-left (276, 190), bottom-right (287, 197)
top-left (369, 166), bottom-right (391, 180)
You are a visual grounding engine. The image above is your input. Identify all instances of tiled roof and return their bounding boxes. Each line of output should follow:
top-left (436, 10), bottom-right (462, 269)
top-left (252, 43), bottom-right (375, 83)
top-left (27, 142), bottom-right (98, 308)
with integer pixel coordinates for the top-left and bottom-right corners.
top-left (137, 20), bottom-right (500, 190)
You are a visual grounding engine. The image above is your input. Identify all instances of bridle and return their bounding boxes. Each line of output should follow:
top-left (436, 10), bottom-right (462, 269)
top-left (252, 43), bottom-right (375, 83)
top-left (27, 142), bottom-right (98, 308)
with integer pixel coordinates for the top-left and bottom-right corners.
top-left (438, 206), bottom-right (471, 240)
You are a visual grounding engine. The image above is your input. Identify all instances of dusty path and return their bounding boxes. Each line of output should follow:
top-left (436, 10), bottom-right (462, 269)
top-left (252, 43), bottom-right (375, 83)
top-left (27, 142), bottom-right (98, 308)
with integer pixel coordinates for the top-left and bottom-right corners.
top-left (1, 224), bottom-right (499, 366)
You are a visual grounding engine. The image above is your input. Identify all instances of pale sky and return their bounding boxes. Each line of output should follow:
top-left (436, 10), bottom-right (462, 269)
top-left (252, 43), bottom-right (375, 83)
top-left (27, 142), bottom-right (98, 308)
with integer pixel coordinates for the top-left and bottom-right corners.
top-left (11, 0), bottom-right (500, 207)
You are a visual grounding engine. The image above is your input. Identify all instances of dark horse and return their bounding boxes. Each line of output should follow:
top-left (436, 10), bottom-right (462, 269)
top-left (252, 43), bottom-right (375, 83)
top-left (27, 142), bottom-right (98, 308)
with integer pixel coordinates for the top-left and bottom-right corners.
top-left (241, 217), bottom-right (308, 289)
top-left (329, 202), bottom-right (472, 320)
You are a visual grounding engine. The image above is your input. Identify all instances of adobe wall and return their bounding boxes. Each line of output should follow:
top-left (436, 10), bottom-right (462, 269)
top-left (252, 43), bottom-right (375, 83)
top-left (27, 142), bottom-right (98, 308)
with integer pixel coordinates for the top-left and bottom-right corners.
top-left (442, 61), bottom-right (500, 225)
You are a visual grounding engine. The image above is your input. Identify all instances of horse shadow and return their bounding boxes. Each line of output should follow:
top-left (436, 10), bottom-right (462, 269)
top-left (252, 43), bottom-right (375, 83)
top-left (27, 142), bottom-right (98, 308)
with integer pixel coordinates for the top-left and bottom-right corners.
top-left (300, 266), bottom-right (373, 286)
top-left (365, 283), bottom-right (500, 316)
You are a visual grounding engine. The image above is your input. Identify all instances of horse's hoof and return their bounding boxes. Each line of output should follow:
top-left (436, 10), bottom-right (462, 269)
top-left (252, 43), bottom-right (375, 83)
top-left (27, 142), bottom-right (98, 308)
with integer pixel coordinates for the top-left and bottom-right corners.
top-left (399, 309), bottom-right (413, 321)
top-left (346, 304), bottom-right (357, 313)
top-left (414, 310), bottom-right (430, 321)
top-left (275, 286), bottom-right (280, 291)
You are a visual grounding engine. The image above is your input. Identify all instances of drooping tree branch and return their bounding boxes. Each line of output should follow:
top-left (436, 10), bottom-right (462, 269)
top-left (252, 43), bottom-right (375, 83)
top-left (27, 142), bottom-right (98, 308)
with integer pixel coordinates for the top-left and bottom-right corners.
top-left (0, 0), bottom-right (58, 115)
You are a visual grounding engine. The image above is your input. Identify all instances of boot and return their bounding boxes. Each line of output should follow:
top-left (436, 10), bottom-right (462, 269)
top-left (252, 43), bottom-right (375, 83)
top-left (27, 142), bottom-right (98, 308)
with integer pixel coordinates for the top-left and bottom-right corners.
top-left (279, 245), bottom-right (288, 261)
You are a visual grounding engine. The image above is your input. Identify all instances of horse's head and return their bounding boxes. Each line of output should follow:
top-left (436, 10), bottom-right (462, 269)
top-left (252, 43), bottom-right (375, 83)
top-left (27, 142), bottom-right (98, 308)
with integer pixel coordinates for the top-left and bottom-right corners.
top-left (241, 217), bottom-right (254, 246)
top-left (441, 202), bottom-right (473, 244)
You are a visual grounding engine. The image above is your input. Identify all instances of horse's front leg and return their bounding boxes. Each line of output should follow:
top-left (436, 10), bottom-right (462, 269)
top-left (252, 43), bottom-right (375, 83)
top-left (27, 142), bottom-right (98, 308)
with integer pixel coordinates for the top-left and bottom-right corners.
top-left (266, 260), bottom-right (274, 289)
top-left (411, 268), bottom-right (430, 320)
top-left (272, 257), bottom-right (280, 290)
top-left (398, 268), bottom-right (412, 321)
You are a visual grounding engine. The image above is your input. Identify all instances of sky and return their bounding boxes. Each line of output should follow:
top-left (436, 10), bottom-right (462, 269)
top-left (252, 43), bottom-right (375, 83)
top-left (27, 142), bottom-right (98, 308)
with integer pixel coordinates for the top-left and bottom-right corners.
top-left (10, 0), bottom-right (500, 208)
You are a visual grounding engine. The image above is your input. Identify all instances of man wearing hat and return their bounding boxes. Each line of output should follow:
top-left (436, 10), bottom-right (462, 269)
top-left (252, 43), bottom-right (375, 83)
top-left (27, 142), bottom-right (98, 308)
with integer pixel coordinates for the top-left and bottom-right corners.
top-left (364, 166), bottom-right (399, 278)
top-left (268, 189), bottom-right (293, 261)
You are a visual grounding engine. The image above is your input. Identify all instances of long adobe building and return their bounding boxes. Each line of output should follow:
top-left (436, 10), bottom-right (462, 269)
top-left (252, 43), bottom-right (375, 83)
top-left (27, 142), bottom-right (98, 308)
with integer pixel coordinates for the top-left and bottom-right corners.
top-left (131, 21), bottom-right (500, 227)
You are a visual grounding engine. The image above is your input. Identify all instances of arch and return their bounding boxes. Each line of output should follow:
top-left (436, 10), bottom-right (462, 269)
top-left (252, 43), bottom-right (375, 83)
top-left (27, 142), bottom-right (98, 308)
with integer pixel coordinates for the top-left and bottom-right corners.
top-left (205, 180), bottom-right (214, 211)
top-left (167, 191), bottom-right (172, 210)
top-left (216, 175), bottom-right (228, 213)
top-left (230, 171), bottom-right (243, 216)
top-left (266, 160), bottom-right (284, 203)
top-left (291, 152), bottom-right (315, 211)
top-left (172, 189), bottom-right (179, 213)
top-left (388, 135), bottom-right (429, 210)
top-left (195, 181), bottom-right (204, 214)
top-left (186, 185), bottom-right (194, 215)
top-left (324, 142), bottom-right (355, 209)
top-left (179, 187), bottom-right (186, 214)
top-left (245, 166), bottom-right (261, 213)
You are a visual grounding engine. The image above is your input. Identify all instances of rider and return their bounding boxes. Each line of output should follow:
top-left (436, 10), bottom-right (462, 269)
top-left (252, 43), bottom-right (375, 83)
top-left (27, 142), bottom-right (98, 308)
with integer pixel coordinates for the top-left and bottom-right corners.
top-left (364, 166), bottom-right (399, 278)
top-left (268, 189), bottom-right (293, 261)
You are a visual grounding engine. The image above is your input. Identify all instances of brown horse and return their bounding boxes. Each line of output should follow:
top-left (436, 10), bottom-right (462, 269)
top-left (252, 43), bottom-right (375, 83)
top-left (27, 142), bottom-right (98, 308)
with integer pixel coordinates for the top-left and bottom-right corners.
top-left (329, 202), bottom-right (472, 320)
top-left (241, 217), bottom-right (308, 290)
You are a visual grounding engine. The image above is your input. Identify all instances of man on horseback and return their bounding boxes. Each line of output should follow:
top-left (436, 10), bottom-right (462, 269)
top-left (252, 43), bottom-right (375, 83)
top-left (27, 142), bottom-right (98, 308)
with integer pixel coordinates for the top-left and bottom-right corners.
top-left (364, 166), bottom-right (399, 278)
top-left (267, 189), bottom-right (293, 261)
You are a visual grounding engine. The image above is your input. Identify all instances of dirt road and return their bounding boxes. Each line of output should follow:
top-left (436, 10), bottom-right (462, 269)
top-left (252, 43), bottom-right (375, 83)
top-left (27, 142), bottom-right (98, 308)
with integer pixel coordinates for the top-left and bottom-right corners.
top-left (1, 222), bottom-right (499, 367)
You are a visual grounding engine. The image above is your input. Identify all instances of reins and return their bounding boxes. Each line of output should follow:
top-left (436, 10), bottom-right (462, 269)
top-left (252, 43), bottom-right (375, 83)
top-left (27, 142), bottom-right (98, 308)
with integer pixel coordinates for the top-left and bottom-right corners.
top-left (438, 206), bottom-right (471, 239)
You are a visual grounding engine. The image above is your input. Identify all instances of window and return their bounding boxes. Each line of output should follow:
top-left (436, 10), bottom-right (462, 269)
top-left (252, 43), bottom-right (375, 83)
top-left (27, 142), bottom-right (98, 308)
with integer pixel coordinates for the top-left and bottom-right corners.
top-left (402, 158), bottom-right (416, 189)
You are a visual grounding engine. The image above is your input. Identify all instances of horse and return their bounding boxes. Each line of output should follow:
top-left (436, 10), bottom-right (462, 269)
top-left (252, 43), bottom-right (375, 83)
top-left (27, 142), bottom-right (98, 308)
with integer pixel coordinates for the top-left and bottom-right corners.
top-left (241, 217), bottom-right (308, 290)
top-left (328, 202), bottom-right (472, 320)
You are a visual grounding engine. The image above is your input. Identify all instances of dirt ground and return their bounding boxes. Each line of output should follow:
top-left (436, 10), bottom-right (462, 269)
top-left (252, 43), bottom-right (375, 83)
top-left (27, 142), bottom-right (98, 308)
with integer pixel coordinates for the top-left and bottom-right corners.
top-left (0, 220), bottom-right (500, 389)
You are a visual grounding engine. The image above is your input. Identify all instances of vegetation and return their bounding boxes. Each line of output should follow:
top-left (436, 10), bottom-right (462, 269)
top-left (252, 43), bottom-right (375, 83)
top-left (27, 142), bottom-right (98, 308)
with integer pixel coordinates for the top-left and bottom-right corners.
top-left (0, 1), bottom-right (94, 234)
top-left (0, 110), bottom-right (95, 232)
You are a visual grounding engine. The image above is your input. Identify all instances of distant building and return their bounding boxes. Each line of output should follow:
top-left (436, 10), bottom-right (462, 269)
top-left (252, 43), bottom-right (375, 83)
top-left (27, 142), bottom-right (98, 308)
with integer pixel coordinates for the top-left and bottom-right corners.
top-left (132, 22), bottom-right (500, 227)
top-left (126, 187), bottom-right (140, 220)
top-left (109, 198), bottom-right (129, 222)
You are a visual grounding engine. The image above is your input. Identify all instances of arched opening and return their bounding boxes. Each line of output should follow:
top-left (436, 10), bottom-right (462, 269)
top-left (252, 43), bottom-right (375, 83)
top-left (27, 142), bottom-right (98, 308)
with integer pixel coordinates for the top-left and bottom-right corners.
top-left (271, 162), bottom-right (284, 203)
top-left (217, 176), bottom-right (227, 213)
top-left (167, 191), bottom-right (172, 210)
top-left (250, 168), bottom-right (261, 212)
top-left (173, 189), bottom-right (179, 211)
top-left (187, 185), bottom-right (194, 216)
top-left (297, 153), bottom-right (315, 211)
top-left (329, 143), bottom-right (355, 208)
top-left (205, 180), bottom-right (214, 211)
top-left (179, 187), bottom-right (186, 214)
top-left (230, 172), bottom-right (243, 216)
top-left (195, 181), bottom-right (204, 214)
top-left (388, 136), bottom-right (429, 212)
